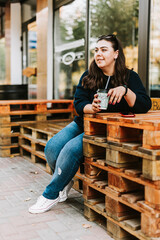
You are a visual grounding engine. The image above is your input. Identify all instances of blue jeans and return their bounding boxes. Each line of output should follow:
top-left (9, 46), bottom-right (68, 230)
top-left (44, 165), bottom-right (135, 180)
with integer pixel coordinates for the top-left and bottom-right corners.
top-left (43, 121), bottom-right (84, 199)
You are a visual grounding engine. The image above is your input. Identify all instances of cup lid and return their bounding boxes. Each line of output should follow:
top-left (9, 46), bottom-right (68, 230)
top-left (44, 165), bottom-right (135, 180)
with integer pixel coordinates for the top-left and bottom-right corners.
top-left (97, 89), bottom-right (108, 93)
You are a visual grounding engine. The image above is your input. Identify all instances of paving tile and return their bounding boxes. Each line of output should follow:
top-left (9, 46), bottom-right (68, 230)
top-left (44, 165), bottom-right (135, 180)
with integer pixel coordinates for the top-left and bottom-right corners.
top-left (0, 156), bottom-right (112, 240)
top-left (47, 220), bottom-right (69, 232)
top-left (37, 229), bottom-right (61, 240)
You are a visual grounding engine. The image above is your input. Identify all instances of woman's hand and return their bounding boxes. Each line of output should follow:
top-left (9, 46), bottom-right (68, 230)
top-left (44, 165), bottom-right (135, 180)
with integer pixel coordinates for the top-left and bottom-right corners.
top-left (83, 94), bottom-right (101, 114)
top-left (107, 86), bottom-right (126, 105)
top-left (92, 93), bottom-right (101, 112)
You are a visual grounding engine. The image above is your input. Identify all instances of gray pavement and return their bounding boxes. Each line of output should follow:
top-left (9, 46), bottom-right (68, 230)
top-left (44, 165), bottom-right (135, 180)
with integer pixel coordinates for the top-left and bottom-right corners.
top-left (0, 156), bottom-right (113, 240)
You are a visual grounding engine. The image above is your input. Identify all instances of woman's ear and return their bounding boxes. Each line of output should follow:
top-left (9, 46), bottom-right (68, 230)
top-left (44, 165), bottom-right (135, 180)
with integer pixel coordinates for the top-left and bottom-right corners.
top-left (114, 50), bottom-right (119, 60)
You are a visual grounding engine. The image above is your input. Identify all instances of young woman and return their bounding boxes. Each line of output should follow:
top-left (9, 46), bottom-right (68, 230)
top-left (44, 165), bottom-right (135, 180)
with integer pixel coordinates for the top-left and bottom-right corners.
top-left (29, 34), bottom-right (151, 214)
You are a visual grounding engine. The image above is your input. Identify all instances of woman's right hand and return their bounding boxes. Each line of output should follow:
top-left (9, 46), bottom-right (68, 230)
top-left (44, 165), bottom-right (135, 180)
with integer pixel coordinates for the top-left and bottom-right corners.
top-left (92, 94), bottom-right (101, 112)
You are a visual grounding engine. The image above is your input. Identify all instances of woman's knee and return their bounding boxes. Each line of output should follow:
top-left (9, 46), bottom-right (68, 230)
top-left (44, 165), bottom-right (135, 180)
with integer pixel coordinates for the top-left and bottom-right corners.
top-left (44, 138), bottom-right (57, 167)
top-left (62, 141), bottom-right (83, 165)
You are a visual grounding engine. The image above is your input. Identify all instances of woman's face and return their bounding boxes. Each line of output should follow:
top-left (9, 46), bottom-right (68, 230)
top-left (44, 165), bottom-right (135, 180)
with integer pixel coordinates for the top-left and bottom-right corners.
top-left (94, 40), bottom-right (118, 74)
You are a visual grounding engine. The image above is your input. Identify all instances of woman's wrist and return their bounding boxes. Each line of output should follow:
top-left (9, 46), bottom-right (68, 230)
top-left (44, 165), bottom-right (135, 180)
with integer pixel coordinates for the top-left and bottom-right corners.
top-left (124, 88), bottom-right (136, 107)
top-left (123, 85), bottom-right (128, 96)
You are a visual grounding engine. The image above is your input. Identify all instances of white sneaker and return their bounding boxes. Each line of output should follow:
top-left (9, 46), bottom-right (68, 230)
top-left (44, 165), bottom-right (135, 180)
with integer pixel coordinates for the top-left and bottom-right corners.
top-left (59, 180), bottom-right (74, 202)
top-left (28, 195), bottom-right (60, 214)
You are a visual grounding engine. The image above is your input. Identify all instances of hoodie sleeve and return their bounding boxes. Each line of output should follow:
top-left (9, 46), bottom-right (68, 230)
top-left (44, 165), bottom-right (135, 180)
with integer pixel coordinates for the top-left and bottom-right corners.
top-left (74, 71), bottom-right (93, 116)
top-left (128, 71), bottom-right (152, 113)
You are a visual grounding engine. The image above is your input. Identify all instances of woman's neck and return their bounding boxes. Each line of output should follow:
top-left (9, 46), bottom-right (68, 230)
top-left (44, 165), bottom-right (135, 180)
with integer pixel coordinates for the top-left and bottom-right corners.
top-left (102, 70), bottom-right (113, 76)
top-left (102, 65), bottom-right (115, 76)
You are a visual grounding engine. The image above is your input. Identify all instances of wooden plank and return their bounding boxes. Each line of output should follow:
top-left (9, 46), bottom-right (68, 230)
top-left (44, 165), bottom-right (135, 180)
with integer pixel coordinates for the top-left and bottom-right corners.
top-left (86, 160), bottom-right (160, 189)
top-left (87, 198), bottom-right (104, 206)
top-left (96, 202), bottom-right (106, 212)
top-left (143, 129), bottom-right (160, 149)
top-left (108, 172), bottom-right (141, 193)
top-left (0, 116), bottom-right (10, 124)
top-left (83, 142), bottom-right (105, 158)
top-left (94, 180), bottom-right (108, 189)
top-left (83, 182), bottom-right (102, 200)
top-left (73, 177), bottom-right (83, 193)
top-left (124, 169), bottom-right (142, 178)
top-left (84, 205), bottom-right (99, 221)
top-left (94, 135), bottom-right (107, 142)
top-left (106, 159), bottom-right (138, 168)
top-left (84, 163), bottom-right (100, 177)
top-left (84, 119), bottom-right (106, 135)
top-left (123, 218), bottom-right (141, 231)
top-left (106, 149), bottom-right (139, 163)
top-left (107, 125), bottom-right (142, 143)
top-left (137, 201), bottom-right (160, 216)
top-left (122, 142), bottom-right (141, 150)
top-left (145, 186), bottom-right (160, 210)
top-left (0, 126), bottom-right (11, 135)
top-left (142, 158), bottom-right (160, 180)
top-left (84, 111), bottom-right (160, 132)
top-left (96, 159), bottom-right (106, 166)
top-left (105, 186), bottom-right (122, 197)
top-left (121, 192), bottom-right (144, 204)
top-left (0, 136), bottom-right (11, 145)
top-left (107, 219), bottom-right (131, 239)
top-left (105, 194), bottom-right (137, 221)
top-left (83, 136), bottom-right (160, 161)
top-left (85, 201), bottom-right (145, 239)
top-left (0, 99), bottom-right (74, 105)
top-left (141, 213), bottom-right (160, 238)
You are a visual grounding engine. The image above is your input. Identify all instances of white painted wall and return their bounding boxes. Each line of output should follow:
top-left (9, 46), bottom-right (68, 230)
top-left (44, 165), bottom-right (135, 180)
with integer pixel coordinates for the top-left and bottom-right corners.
top-left (22, 4), bottom-right (32, 23)
top-left (47, 0), bottom-right (53, 99)
top-left (11, 3), bottom-right (22, 84)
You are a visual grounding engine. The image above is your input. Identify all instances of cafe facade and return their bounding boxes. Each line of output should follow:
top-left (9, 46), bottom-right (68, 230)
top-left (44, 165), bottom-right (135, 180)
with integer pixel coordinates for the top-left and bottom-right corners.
top-left (0, 0), bottom-right (160, 100)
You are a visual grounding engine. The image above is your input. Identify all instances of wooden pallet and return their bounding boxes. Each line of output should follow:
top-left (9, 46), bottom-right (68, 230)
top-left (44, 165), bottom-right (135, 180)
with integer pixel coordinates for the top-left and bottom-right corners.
top-left (84, 111), bottom-right (160, 148)
top-left (0, 144), bottom-right (20, 157)
top-left (83, 112), bottom-right (160, 239)
top-left (0, 99), bottom-right (73, 116)
top-left (19, 121), bottom-right (71, 171)
top-left (151, 98), bottom-right (160, 111)
top-left (83, 157), bottom-right (160, 239)
top-left (0, 99), bottom-right (74, 157)
top-left (19, 121), bottom-right (84, 193)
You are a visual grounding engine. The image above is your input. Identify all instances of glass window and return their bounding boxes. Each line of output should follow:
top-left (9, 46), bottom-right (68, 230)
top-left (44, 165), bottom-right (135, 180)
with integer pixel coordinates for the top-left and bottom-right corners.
top-left (27, 21), bottom-right (37, 99)
top-left (0, 37), bottom-right (5, 83)
top-left (22, 21), bottom-right (37, 99)
top-left (54, 0), bottom-right (86, 99)
top-left (149, 0), bottom-right (160, 97)
top-left (89, 0), bottom-right (139, 72)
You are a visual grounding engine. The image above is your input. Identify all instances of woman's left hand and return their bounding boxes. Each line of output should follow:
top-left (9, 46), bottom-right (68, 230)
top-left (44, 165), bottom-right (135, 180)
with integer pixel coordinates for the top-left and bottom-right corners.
top-left (107, 86), bottom-right (126, 105)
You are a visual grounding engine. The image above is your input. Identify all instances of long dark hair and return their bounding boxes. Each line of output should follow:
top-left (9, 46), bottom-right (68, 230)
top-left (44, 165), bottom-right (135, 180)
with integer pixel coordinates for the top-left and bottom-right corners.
top-left (82, 34), bottom-right (130, 90)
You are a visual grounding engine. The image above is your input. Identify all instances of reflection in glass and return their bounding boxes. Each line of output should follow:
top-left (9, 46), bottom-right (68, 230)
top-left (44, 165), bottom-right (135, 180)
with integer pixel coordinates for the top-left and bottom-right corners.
top-left (89, 0), bottom-right (139, 72)
top-left (0, 38), bottom-right (5, 83)
top-left (27, 21), bottom-right (37, 99)
top-left (149, 0), bottom-right (160, 96)
top-left (54, 0), bottom-right (86, 99)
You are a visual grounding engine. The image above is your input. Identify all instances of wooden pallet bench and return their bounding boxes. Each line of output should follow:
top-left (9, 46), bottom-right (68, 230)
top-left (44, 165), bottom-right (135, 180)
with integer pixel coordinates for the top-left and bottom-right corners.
top-left (0, 99), bottom-right (73, 116)
top-left (151, 98), bottom-right (160, 111)
top-left (0, 99), bottom-right (74, 157)
top-left (19, 121), bottom-right (84, 193)
top-left (83, 111), bottom-right (160, 239)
